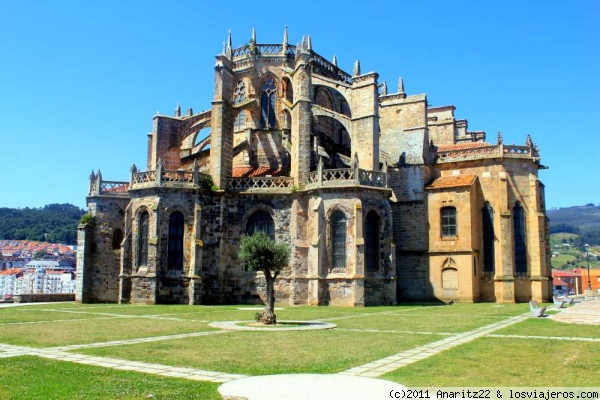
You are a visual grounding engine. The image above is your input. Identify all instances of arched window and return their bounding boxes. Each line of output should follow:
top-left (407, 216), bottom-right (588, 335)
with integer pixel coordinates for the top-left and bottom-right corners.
top-left (233, 81), bottom-right (246, 105)
top-left (234, 111), bottom-right (245, 131)
top-left (137, 212), bottom-right (149, 267)
top-left (513, 201), bottom-right (527, 276)
top-left (246, 210), bottom-right (274, 240)
top-left (112, 229), bottom-right (123, 250)
top-left (365, 211), bottom-right (379, 272)
top-left (260, 77), bottom-right (277, 128)
top-left (441, 207), bottom-right (457, 238)
top-left (482, 202), bottom-right (495, 276)
top-left (167, 212), bottom-right (184, 271)
top-left (331, 210), bottom-right (347, 272)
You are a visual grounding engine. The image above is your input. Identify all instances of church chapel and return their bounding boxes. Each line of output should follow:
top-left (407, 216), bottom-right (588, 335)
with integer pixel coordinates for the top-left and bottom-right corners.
top-left (76, 28), bottom-right (552, 306)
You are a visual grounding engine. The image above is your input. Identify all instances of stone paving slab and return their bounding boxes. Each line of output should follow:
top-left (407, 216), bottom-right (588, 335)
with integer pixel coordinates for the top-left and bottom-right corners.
top-left (550, 300), bottom-right (600, 325)
top-left (218, 374), bottom-right (407, 400)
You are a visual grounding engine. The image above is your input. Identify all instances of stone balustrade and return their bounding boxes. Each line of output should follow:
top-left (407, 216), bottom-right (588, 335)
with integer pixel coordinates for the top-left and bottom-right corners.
top-left (436, 143), bottom-right (538, 163)
top-left (226, 176), bottom-right (295, 192)
top-left (304, 166), bottom-right (388, 190)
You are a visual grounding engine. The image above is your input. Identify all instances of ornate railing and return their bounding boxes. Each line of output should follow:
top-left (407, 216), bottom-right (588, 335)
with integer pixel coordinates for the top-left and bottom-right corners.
top-left (232, 44), bottom-right (295, 59)
top-left (304, 161), bottom-right (388, 189)
top-left (132, 170), bottom-right (157, 185)
top-left (436, 143), bottom-right (538, 163)
top-left (226, 176), bottom-right (294, 191)
top-left (100, 181), bottom-right (129, 194)
top-left (311, 52), bottom-right (352, 84)
top-left (129, 162), bottom-right (211, 189)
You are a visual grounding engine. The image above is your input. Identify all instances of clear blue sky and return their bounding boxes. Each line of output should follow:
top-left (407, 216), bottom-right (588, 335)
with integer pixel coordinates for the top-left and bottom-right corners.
top-left (1, 0), bottom-right (598, 210)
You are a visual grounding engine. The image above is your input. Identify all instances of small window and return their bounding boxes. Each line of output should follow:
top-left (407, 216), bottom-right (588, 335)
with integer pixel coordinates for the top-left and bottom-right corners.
top-left (137, 212), bottom-right (149, 267)
top-left (234, 110), bottom-right (245, 131)
top-left (112, 229), bottom-right (123, 250)
top-left (246, 210), bottom-right (274, 240)
top-left (331, 210), bottom-right (347, 272)
top-left (167, 212), bottom-right (184, 271)
top-left (441, 207), bottom-right (457, 238)
top-left (233, 81), bottom-right (246, 105)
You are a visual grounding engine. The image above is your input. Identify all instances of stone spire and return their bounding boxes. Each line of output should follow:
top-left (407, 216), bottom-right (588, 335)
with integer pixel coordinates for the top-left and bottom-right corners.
top-left (226, 29), bottom-right (232, 59)
top-left (381, 81), bottom-right (388, 96)
top-left (307, 35), bottom-right (312, 51)
top-left (283, 25), bottom-right (288, 49)
top-left (526, 134), bottom-right (533, 147)
top-left (398, 77), bottom-right (405, 95)
top-left (497, 131), bottom-right (503, 145)
top-left (251, 28), bottom-right (256, 44)
top-left (332, 54), bottom-right (337, 67)
top-left (175, 103), bottom-right (181, 117)
top-left (353, 59), bottom-right (361, 76)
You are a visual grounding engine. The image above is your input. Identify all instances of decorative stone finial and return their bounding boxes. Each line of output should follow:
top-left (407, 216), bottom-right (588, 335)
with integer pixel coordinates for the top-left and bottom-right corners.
top-left (251, 28), bottom-right (256, 43)
top-left (283, 25), bottom-right (288, 47)
top-left (175, 103), bottom-right (181, 117)
top-left (398, 77), bottom-right (405, 94)
top-left (526, 134), bottom-right (533, 147)
top-left (353, 60), bottom-right (361, 76)
top-left (187, 108), bottom-right (193, 116)
top-left (381, 81), bottom-right (388, 96)
top-left (497, 131), bottom-right (503, 145)
top-left (332, 54), bottom-right (337, 67)
top-left (130, 164), bottom-right (138, 174)
top-left (307, 35), bottom-right (312, 51)
top-left (226, 30), bottom-right (232, 59)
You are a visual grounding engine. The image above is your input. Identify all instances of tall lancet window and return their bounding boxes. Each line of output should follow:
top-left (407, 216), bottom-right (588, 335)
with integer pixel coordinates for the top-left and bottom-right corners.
top-left (167, 212), bottom-right (184, 271)
top-left (365, 211), bottom-right (379, 272)
top-left (513, 201), bottom-right (527, 276)
top-left (482, 202), bottom-right (495, 276)
top-left (260, 77), bottom-right (277, 128)
top-left (137, 212), bottom-right (149, 268)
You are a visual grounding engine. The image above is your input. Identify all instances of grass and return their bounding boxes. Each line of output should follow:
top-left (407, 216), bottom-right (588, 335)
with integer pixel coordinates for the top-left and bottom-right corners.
top-left (0, 356), bottom-right (220, 400)
top-left (74, 329), bottom-right (434, 375)
top-left (1, 301), bottom-right (599, 398)
top-left (382, 337), bottom-right (600, 386)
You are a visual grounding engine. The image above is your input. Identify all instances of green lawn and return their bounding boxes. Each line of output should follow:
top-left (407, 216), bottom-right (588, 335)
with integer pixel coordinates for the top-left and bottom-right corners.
top-left (1, 302), bottom-right (598, 399)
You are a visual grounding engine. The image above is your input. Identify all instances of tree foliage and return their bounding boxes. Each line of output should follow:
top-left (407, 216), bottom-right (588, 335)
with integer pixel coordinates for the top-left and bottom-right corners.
top-left (0, 204), bottom-right (85, 245)
top-left (239, 231), bottom-right (290, 324)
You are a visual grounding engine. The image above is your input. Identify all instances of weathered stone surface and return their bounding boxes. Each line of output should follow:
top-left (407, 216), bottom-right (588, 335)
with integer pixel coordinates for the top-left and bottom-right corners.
top-left (78, 32), bottom-right (551, 306)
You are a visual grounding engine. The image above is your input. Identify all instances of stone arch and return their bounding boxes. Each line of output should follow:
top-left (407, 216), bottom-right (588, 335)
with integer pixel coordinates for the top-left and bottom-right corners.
top-left (181, 118), bottom-right (211, 149)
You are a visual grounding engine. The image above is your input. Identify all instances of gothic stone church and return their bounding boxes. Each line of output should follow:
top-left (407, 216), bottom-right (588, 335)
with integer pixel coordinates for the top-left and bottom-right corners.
top-left (76, 29), bottom-right (552, 306)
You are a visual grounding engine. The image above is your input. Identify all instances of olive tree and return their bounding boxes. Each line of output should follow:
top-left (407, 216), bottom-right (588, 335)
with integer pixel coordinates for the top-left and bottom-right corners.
top-left (239, 231), bottom-right (290, 325)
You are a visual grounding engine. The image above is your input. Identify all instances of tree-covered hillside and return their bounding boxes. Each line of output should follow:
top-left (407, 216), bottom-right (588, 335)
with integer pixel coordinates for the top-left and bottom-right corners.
top-left (0, 204), bottom-right (85, 245)
top-left (547, 204), bottom-right (600, 246)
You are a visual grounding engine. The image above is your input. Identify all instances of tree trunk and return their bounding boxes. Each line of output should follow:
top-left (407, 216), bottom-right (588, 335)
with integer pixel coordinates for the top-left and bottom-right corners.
top-left (261, 269), bottom-right (277, 325)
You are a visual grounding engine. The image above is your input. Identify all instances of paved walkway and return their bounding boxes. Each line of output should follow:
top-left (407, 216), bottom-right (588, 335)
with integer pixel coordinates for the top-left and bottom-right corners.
top-left (550, 298), bottom-right (600, 325)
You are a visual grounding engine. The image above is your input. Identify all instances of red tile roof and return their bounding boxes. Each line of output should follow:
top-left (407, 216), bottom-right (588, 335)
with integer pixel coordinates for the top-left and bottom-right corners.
top-left (425, 174), bottom-right (477, 189)
top-left (231, 166), bottom-right (287, 178)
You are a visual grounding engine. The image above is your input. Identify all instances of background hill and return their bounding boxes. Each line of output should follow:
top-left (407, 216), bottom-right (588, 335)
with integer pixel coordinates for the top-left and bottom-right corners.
top-left (547, 204), bottom-right (600, 246)
top-left (548, 204), bottom-right (600, 270)
top-left (0, 204), bottom-right (85, 245)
